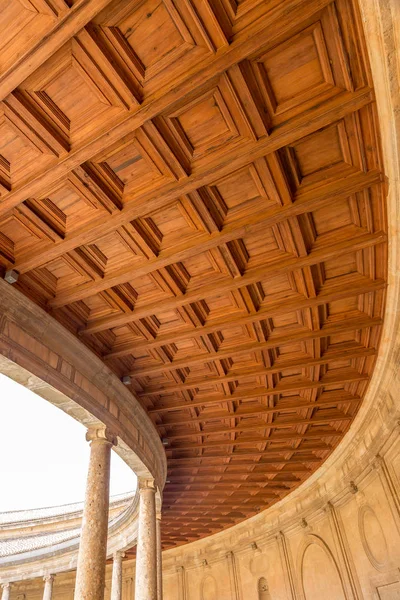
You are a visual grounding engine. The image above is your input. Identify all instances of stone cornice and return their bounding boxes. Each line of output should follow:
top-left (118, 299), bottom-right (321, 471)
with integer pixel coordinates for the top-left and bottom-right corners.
top-left (0, 280), bottom-right (167, 490)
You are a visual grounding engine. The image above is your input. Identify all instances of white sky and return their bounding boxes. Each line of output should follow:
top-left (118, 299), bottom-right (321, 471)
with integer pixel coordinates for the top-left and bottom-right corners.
top-left (0, 373), bottom-right (136, 512)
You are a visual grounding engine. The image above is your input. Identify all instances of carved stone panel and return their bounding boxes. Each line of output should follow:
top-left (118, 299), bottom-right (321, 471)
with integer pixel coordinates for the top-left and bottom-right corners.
top-left (359, 505), bottom-right (389, 571)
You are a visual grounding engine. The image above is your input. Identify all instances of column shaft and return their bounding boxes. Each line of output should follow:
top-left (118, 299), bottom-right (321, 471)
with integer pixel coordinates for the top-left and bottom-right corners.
top-left (43, 575), bottom-right (54, 600)
top-left (74, 427), bottom-right (116, 600)
top-left (156, 516), bottom-right (163, 600)
top-left (135, 481), bottom-right (157, 600)
top-left (111, 551), bottom-right (125, 600)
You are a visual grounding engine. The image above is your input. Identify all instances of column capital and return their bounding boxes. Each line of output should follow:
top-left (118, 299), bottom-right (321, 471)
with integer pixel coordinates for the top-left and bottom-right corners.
top-left (138, 478), bottom-right (156, 492)
top-left (86, 427), bottom-right (117, 446)
top-left (1, 584), bottom-right (10, 590)
top-left (113, 550), bottom-right (126, 560)
top-left (43, 575), bottom-right (54, 583)
top-left (324, 500), bottom-right (334, 512)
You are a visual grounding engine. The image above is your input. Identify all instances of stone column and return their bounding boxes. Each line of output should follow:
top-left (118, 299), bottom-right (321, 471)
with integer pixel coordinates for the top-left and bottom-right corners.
top-left (111, 550), bottom-right (125, 600)
top-left (43, 575), bottom-right (54, 600)
top-left (135, 479), bottom-right (157, 600)
top-left (156, 514), bottom-right (163, 600)
top-left (1, 584), bottom-right (10, 600)
top-left (74, 427), bottom-right (116, 600)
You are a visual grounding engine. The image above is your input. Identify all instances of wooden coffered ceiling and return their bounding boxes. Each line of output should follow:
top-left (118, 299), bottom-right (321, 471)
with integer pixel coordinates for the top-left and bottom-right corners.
top-left (0, 0), bottom-right (387, 549)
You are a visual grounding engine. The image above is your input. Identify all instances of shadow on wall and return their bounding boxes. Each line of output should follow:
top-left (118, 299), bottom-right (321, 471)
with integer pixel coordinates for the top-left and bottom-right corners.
top-left (258, 577), bottom-right (271, 600)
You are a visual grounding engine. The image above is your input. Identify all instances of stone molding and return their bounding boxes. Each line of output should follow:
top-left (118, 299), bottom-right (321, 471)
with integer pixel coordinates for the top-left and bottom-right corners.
top-left (0, 280), bottom-right (166, 491)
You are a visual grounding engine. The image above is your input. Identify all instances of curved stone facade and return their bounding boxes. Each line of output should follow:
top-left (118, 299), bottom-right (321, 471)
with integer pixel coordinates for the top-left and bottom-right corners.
top-left (0, 492), bottom-right (140, 583)
top-left (0, 493), bottom-right (133, 560)
top-left (0, 283), bottom-right (167, 490)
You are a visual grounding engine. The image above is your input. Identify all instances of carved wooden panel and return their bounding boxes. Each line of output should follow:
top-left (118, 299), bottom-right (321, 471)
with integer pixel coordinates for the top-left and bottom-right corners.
top-left (0, 0), bottom-right (388, 550)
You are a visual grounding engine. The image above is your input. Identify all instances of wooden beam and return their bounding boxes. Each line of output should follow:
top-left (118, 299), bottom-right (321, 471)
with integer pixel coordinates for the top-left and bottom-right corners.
top-left (161, 506), bottom-right (252, 519)
top-left (166, 451), bottom-right (328, 462)
top-left (126, 315), bottom-right (382, 377)
top-left (161, 413), bottom-right (352, 441)
top-left (168, 429), bottom-right (346, 451)
top-left (162, 505), bottom-right (273, 513)
top-left (165, 476), bottom-right (302, 484)
top-left (0, 0), bottom-right (341, 218)
top-left (162, 518), bottom-right (233, 523)
top-left (156, 391), bottom-right (362, 429)
top-left (162, 490), bottom-right (279, 498)
top-left (83, 233), bottom-right (386, 334)
top-left (0, 0), bottom-right (117, 100)
top-left (167, 466), bottom-right (311, 474)
top-left (141, 347), bottom-right (375, 395)
top-left (165, 482), bottom-right (291, 489)
top-left (42, 171), bottom-right (382, 305)
top-left (167, 462), bottom-right (310, 470)
top-left (163, 498), bottom-right (276, 506)
top-left (148, 370), bottom-right (368, 413)
top-left (167, 469), bottom-right (309, 477)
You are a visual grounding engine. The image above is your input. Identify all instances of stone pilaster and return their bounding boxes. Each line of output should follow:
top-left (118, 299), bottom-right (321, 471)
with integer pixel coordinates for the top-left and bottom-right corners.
top-left (324, 502), bottom-right (361, 599)
top-left (135, 479), bottom-right (157, 600)
top-left (156, 514), bottom-right (163, 600)
top-left (276, 532), bottom-right (297, 600)
top-left (226, 551), bottom-right (241, 600)
top-left (43, 575), bottom-right (54, 600)
top-left (177, 566), bottom-right (187, 600)
top-left (74, 427), bottom-right (116, 600)
top-left (111, 551), bottom-right (125, 600)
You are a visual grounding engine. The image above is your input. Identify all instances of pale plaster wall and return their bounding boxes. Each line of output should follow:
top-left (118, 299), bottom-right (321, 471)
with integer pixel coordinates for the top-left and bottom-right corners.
top-left (4, 0), bottom-right (400, 598)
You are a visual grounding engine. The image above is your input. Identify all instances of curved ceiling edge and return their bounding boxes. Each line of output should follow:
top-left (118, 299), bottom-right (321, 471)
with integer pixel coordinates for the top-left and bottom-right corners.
top-left (0, 280), bottom-right (167, 490)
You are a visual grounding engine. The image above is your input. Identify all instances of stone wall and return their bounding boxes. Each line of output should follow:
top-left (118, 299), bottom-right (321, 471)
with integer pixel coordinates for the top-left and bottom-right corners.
top-left (157, 429), bottom-right (400, 600)
top-left (9, 426), bottom-right (400, 599)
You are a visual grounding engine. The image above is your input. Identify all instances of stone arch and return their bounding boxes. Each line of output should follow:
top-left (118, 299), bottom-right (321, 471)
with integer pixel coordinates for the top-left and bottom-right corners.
top-left (299, 536), bottom-right (346, 600)
top-left (258, 577), bottom-right (271, 600)
top-left (0, 280), bottom-right (166, 489)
